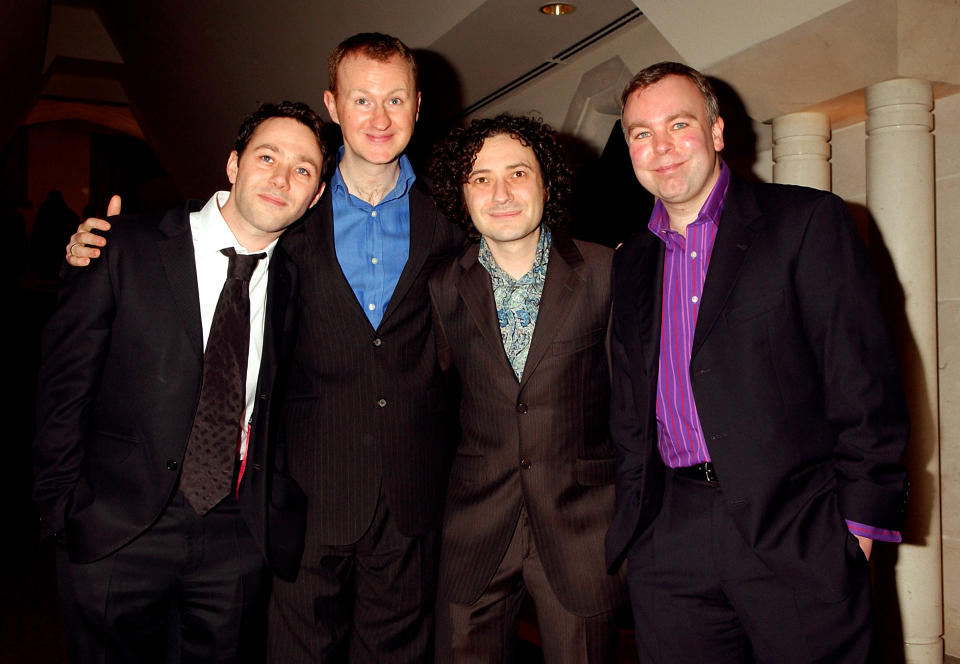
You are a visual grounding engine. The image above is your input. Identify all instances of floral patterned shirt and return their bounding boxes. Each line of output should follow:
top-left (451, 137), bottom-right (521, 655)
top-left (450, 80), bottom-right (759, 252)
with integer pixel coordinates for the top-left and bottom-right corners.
top-left (477, 226), bottom-right (551, 380)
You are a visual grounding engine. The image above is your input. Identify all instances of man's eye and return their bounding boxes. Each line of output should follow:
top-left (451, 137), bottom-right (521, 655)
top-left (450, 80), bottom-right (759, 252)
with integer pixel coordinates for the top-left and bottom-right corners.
top-left (260, 155), bottom-right (274, 163)
top-left (356, 98), bottom-right (368, 105)
top-left (632, 131), bottom-right (650, 141)
top-left (472, 177), bottom-right (488, 185)
top-left (512, 170), bottom-right (526, 178)
top-left (296, 167), bottom-right (310, 176)
top-left (389, 97), bottom-right (402, 105)
top-left (673, 122), bottom-right (688, 130)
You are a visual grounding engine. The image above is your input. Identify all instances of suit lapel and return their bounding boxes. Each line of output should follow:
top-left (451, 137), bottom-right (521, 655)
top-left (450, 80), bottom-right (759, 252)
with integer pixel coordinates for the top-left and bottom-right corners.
top-left (303, 193), bottom-right (375, 329)
top-left (382, 182), bottom-right (433, 329)
top-left (628, 231), bottom-right (665, 377)
top-left (691, 175), bottom-right (762, 359)
top-left (157, 204), bottom-right (203, 359)
top-left (518, 233), bottom-right (582, 388)
top-left (455, 244), bottom-right (513, 372)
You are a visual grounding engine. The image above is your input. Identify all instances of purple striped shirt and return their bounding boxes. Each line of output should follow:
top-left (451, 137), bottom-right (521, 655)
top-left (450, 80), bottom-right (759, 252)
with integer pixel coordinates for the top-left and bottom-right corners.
top-left (649, 161), bottom-right (899, 544)
top-left (651, 163), bottom-right (729, 468)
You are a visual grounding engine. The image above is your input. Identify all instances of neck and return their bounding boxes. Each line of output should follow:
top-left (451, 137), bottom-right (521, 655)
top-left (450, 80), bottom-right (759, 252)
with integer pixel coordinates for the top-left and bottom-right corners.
top-left (218, 197), bottom-right (277, 251)
top-left (486, 226), bottom-right (541, 280)
top-left (338, 151), bottom-right (402, 205)
top-left (664, 160), bottom-right (723, 238)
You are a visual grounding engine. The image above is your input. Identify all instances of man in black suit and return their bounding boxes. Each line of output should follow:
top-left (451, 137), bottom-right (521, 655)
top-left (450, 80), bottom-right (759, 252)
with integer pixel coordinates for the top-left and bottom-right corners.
top-left (427, 115), bottom-right (625, 663)
top-left (605, 62), bottom-right (909, 663)
top-left (35, 101), bottom-right (327, 662)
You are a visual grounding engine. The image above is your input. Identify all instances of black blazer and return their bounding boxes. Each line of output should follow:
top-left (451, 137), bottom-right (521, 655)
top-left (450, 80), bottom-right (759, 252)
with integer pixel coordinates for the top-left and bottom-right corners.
top-left (429, 233), bottom-right (626, 616)
top-left (605, 174), bottom-right (909, 601)
top-left (277, 180), bottom-right (464, 552)
top-left (33, 200), bottom-right (306, 580)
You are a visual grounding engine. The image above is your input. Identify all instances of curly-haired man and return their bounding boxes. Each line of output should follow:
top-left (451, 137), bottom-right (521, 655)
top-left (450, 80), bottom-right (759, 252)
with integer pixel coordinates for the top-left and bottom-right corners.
top-left (428, 114), bottom-right (627, 663)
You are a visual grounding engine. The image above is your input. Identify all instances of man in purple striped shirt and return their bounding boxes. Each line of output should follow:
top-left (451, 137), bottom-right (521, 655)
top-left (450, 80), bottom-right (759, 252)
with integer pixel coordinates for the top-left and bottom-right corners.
top-left (605, 62), bottom-right (909, 663)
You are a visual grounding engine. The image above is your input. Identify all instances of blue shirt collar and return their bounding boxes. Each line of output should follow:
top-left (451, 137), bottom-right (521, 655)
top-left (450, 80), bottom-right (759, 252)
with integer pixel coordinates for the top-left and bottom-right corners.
top-left (330, 145), bottom-right (417, 206)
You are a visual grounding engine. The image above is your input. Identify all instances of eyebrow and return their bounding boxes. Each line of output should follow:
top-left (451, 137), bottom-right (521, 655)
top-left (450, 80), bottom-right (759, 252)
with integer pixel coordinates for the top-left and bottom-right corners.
top-left (468, 161), bottom-right (535, 176)
top-left (625, 111), bottom-right (697, 132)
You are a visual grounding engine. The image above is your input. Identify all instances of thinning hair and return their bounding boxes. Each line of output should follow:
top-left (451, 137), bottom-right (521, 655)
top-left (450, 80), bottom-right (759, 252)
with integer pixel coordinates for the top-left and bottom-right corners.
top-left (327, 32), bottom-right (418, 94)
top-left (620, 61), bottom-right (720, 126)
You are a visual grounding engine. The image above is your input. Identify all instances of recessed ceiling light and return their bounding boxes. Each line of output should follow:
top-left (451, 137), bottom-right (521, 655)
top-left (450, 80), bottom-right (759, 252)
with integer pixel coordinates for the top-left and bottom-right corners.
top-left (540, 3), bottom-right (576, 16)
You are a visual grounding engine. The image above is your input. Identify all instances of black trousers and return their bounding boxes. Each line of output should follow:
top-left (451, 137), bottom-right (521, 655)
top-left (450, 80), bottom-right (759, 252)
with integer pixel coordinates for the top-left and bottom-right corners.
top-left (626, 471), bottom-right (875, 664)
top-left (267, 496), bottom-right (439, 664)
top-left (57, 493), bottom-right (267, 664)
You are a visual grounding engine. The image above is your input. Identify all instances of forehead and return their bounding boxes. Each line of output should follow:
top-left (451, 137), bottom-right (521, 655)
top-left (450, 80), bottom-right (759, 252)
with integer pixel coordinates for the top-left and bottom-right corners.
top-left (624, 74), bottom-right (708, 122)
top-left (473, 134), bottom-right (540, 170)
top-left (336, 52), bottom-right (416, 90)
top-left (245, 117), bottom-right (322, 160)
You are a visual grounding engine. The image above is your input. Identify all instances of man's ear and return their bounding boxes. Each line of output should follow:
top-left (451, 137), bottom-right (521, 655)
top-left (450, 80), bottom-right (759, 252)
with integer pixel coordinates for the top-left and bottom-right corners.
top-left (712, 116), bottom-right (725, 153)
top-left (309, 182), bottom-right (326, 209)
top-left (226, 151), bottom-right (240, 185)
top-left (323, 90), bottom-right (340, 125)
top-left (415, 90), bottom-right (422, 122)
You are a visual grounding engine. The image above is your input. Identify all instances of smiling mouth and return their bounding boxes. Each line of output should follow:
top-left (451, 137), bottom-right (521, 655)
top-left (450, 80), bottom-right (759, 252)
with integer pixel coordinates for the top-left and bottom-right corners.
top-left (259, 193), bottom-right (287, 206)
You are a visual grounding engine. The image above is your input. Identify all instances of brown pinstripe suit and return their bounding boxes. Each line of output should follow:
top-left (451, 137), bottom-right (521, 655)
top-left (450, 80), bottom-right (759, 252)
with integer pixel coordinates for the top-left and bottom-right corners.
top-left (428, 232), bottom-right (626, 618)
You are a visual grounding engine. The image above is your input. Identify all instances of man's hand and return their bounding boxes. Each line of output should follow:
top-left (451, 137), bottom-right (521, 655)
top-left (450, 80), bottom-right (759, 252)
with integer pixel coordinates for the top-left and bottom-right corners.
top-left (65, 195), bottom-right (121, 266)
top-left (856, 535), bottom-right (873, 561)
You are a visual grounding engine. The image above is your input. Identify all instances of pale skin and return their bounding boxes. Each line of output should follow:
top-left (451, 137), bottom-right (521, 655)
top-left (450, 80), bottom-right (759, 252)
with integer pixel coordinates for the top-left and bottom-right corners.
top-left (67, 52), bottom-right (420, 265)
top-left (622, 74), bottom-right (874, 560)
top-left (463, 134), bottom-right (546, 279)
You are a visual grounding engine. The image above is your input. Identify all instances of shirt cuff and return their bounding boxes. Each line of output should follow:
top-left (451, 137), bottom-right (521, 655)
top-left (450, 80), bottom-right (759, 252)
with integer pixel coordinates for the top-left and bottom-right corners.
top-left (846, 519), bottom-right (902, 543)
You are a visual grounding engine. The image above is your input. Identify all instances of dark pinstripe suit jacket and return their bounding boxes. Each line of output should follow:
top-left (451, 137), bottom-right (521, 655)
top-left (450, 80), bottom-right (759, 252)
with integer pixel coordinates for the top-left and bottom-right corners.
top-left (428, 232), bottom-right (627, 616)
top-left (277, 180), bottom-right (464, 553)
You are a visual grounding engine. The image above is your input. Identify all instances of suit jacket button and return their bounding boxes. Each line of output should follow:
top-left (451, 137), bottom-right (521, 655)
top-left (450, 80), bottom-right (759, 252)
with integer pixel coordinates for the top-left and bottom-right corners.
top-left (516, 402), bottom-right (528, 414)
top-left (377, 398), bottom-right (387, 408)
top-left (166, 459), bottom-right (178, 471)
top-left (372, 338), bottom-right (383, 347)
top-left (520, 458), bottom-right (532, 470)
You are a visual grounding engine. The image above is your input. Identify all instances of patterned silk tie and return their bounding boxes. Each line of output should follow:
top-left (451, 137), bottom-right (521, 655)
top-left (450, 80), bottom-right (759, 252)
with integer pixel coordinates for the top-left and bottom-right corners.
top-left (180, 248), bottom-right (265, 514)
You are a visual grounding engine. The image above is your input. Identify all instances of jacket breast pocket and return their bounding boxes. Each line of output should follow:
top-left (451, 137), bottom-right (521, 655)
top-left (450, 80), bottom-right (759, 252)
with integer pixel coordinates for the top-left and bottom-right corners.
top-left (551, 327), bottom-right (604, 356)
top-left (724, 290), bottom-right (784, 326)
top-left (576, 456), bottom-right (616, 486)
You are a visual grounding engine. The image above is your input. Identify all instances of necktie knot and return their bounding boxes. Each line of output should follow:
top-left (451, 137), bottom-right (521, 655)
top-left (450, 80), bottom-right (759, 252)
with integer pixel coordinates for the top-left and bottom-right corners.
top-left (221, 247), bottom-right (265, 282)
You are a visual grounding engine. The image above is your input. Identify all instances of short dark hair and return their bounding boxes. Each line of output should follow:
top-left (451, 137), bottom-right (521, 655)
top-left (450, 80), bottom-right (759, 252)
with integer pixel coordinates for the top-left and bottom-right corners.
top-left (430, 114), bottom-right (572, 240)
top-left (328, 32), bottom-right (418, 94)
top-left (234, 100), bottom-right (332, 181)
top-left (620, 61), bottom-right (720, 126)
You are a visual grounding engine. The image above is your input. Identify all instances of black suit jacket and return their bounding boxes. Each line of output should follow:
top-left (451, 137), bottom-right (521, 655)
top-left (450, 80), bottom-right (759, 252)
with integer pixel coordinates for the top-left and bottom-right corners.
top-left (33, 200), bottom-right (306, 580)
top-left (606, 174), bottom-right (909, 601)
top-left (278, 180), bottom-right (464, 552)
top-left (429, 233), bottom-right (626, 616)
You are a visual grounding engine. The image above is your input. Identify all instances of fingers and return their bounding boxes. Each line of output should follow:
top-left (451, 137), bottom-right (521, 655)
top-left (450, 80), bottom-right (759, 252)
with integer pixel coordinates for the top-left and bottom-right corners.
top-left (107, 195), bottom-right (122, 217)
top-left (77, 217), bottom-right (111, 234)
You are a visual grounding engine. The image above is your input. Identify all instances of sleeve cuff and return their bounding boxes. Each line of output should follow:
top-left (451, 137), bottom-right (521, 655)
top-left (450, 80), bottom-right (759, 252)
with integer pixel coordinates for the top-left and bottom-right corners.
top-left (846, 519), bottom-right (902, 543)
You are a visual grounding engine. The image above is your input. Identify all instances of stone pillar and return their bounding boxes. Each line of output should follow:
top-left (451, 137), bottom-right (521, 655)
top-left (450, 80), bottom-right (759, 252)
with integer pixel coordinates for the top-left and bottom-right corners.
top-left (866, 78), bottom-right (941, 664)
top-left (772, 111), bottom-right (832, 190)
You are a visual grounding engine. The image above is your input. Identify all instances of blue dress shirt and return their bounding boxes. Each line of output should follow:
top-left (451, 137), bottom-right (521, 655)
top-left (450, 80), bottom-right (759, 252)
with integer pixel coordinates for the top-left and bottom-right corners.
top-left (331, 147), bottom-right (414, 328)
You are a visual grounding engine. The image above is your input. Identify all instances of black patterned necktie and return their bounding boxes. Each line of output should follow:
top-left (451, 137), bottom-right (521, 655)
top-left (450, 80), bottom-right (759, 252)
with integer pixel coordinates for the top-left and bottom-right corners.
top-left (180, 248), bottom-right (266, 514)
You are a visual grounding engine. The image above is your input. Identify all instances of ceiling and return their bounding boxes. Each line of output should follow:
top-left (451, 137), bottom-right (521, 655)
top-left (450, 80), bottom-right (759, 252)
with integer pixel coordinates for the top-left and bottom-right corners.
top-left (2, 0), bottom-right (642, 196)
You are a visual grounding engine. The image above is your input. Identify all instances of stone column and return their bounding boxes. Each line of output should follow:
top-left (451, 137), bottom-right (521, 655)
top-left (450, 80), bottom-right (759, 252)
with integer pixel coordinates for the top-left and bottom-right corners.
top-left (866, 77), bottom-right (941, 664)
top-left (772, 111), bottom-right (832, 190)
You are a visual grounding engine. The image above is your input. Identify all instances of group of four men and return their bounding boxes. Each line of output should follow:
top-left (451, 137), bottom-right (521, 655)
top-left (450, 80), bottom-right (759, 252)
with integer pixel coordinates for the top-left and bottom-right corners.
top-left (35, 30), bottom-right (908, 664)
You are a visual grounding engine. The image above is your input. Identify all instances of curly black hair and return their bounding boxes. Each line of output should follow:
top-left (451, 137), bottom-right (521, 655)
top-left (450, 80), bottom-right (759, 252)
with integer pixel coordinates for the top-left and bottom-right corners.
top-left (429, 114), bottom-right (572, 240)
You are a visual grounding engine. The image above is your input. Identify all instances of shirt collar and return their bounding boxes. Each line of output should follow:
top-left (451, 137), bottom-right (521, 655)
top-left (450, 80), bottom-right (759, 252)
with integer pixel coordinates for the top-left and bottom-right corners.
top-left (191, 191), bottom-right (278, 259)
top-left (648, 161), bottom-right (730, 240)
top-left (478, 225), bottom-right (552, 283)
top-left (329, 145), bottom-right (417, 206)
